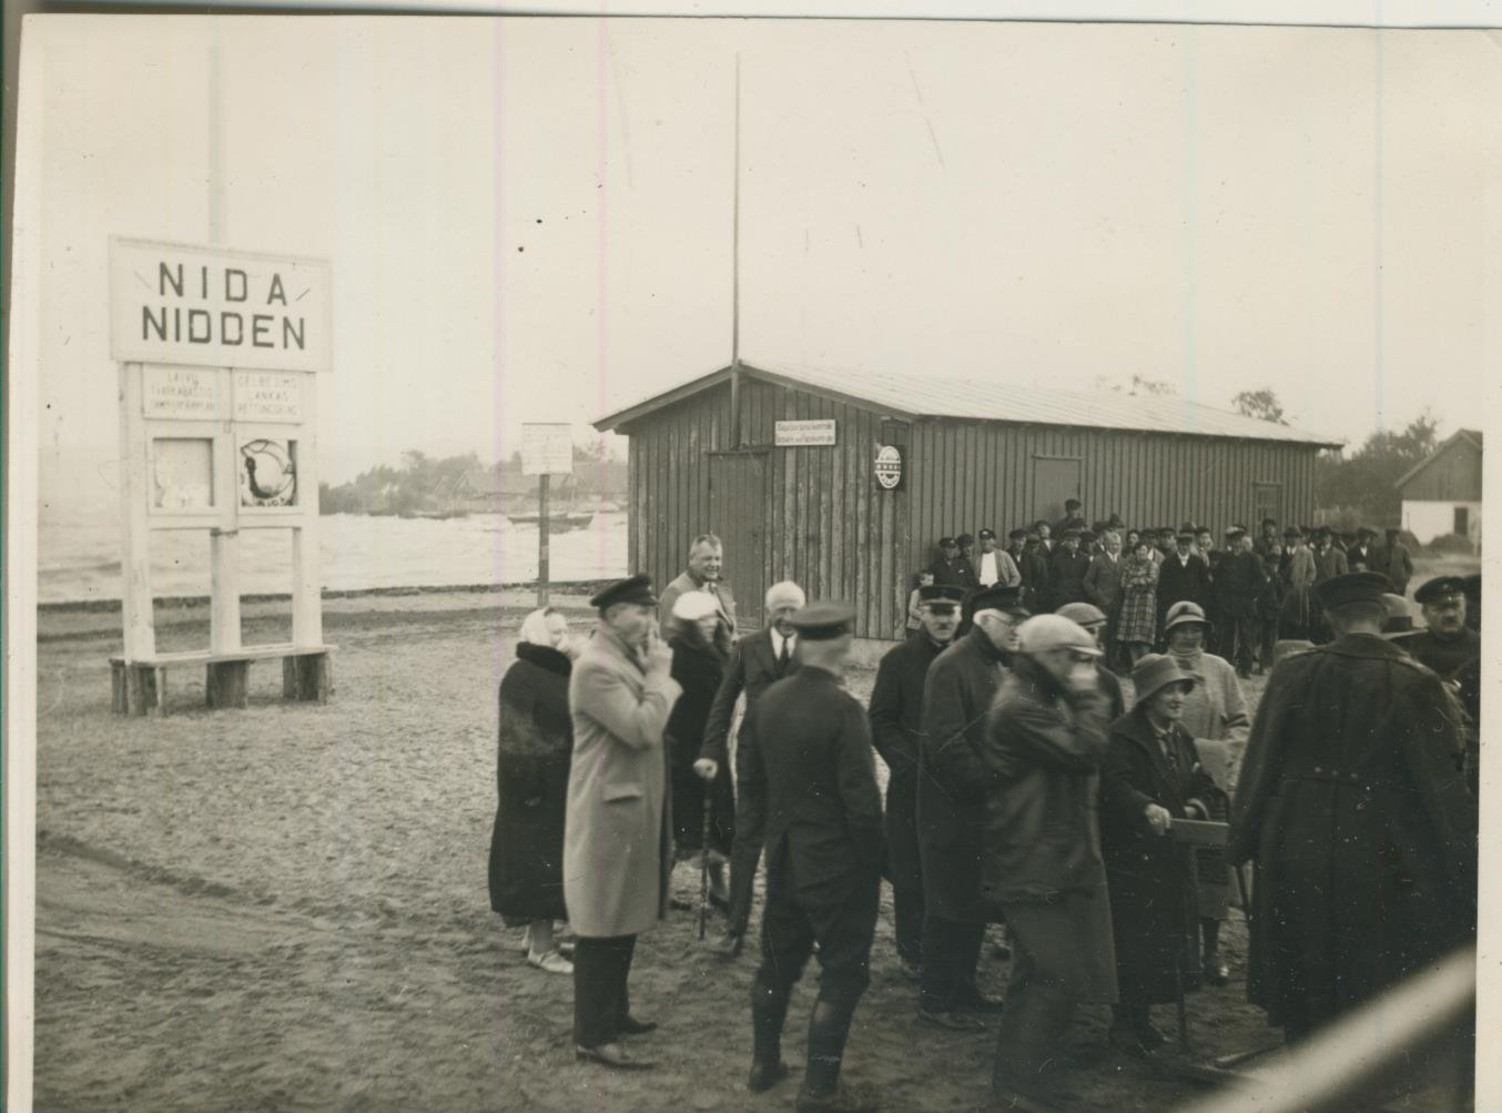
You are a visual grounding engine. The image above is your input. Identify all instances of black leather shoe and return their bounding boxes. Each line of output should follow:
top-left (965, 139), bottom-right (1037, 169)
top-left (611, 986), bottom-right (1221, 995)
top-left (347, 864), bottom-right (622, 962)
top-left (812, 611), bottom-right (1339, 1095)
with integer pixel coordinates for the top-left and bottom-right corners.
top-left (1204, 953), bottom-right (1230, 986)
top-left (576, 1043), bottom-right (655, 1070)
top-left (617, 1015), bottom-right (658, 1036)
top-left (747, 1059), bottom-right (790, 1093)
top-left (713, 930), bottom-right (745, 959)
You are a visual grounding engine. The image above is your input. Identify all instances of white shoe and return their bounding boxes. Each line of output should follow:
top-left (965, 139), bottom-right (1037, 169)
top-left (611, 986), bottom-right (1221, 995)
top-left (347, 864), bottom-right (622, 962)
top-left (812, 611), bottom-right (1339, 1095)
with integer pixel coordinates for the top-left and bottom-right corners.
top-left (528, 949), bottom-right (574, 975)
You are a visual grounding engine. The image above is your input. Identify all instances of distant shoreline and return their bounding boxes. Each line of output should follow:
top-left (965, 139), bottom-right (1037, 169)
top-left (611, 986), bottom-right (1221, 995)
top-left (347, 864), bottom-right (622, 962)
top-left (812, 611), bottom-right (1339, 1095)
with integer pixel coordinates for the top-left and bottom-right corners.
top-left (37, 580), bottom-right (616, 615)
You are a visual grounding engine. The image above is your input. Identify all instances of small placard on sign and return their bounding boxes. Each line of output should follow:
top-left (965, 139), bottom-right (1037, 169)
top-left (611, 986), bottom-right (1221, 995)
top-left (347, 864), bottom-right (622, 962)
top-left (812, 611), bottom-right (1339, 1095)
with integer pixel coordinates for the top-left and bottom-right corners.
top-left (521, 423), bottom-right (574, 476)
top-left (235, 371), bottom-right (303, 422)
top-left (774, 420), bottom-right (837, 447)
top-left (144, 367), bottom-right (220, 420)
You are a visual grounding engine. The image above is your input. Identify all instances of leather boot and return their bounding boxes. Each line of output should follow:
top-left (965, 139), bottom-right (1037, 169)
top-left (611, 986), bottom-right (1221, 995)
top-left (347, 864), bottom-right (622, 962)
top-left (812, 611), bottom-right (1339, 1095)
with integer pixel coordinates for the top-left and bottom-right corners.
top-left (796, 995), bottom-right (857, 1111)
top-left (748, 981), bottom-right (792, 1093)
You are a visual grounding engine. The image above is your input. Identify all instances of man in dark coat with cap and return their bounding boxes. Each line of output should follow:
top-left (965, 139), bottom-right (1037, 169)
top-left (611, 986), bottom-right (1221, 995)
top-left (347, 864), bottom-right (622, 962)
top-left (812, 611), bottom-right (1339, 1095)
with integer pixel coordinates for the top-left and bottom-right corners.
top-left (868, 584), bottom-right (964, 978)
top-left (1380, 527), bottom-right (1415, 595)
top-left (1229, 572), bottom-right (1477, 1045)
top-left (1049, 529), bottom-right (1092, 608)
top-left (1346, 527), bottom-right (1380, 572)
top-left (1156, 523), bottom-right (1212, 644)
top-left (916, 584), bottom-right (1027, 1030)
top-left (1397, 576), bottom-right (1482, 795)
top-left (1019, 531), bottom-right (1052, 612)
top-left (1213, 527), bottom-right (1266, 678)
top-left (930, 537), bottom-right (976, 591)
top-left (740, 602), bottom-right (885, 1110)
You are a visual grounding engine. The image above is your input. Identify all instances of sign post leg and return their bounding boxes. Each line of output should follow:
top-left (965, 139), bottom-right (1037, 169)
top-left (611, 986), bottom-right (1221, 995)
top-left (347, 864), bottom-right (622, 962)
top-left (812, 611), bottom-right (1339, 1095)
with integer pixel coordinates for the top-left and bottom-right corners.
top-left (538, 474), bottom-right (550, 607)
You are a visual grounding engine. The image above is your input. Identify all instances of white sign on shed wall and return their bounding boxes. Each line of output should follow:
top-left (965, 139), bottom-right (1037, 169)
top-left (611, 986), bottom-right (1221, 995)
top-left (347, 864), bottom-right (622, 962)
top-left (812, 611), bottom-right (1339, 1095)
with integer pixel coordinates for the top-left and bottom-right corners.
top-left (774, 419), bottom-right (837, 447)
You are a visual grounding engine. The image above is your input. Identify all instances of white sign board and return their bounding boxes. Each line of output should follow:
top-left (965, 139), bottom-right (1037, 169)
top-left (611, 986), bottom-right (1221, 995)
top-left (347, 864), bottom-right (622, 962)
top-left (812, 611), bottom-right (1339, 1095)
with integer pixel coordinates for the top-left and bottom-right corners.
top-left (235, 371), bottom-right (304, 422)
top-left (775, 419), bottom-right (837, 447)
top-left (143, 366), bottom-right (220, 419)
top-left (521, 423), bottom-right (574, 476)
top-left (110, 238), bottom-right (331, 373)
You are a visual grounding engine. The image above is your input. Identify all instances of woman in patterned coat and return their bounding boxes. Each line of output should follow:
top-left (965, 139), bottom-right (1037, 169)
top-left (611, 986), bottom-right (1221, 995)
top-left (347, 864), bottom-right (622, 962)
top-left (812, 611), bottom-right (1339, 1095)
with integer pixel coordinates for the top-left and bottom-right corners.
top-left (1115, 541), bottom-right (1160, 666)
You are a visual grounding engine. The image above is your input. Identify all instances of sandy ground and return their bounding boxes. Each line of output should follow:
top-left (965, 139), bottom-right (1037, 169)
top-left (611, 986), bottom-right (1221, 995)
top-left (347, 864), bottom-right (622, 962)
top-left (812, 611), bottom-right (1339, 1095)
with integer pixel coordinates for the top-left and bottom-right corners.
top-left (33, 558), bottom-right (1474, 1111)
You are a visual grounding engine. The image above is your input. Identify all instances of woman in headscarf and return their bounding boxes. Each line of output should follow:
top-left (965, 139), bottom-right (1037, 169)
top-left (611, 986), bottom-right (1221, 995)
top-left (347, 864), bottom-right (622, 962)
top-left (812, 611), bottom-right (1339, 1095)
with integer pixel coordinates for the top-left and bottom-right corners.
top-left (1116, 539), bottom-right (1160, 666)
top-left (666, 590), bottom-right (736, 907)
top-left (1098, 654), bottom-right (1228, 1056)
top-left (488, 607), bottom-right (576, 974)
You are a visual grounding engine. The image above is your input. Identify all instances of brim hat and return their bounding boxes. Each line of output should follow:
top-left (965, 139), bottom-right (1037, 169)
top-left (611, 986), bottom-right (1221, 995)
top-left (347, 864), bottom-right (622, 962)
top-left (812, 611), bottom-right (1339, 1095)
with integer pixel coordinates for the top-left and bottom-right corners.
top-left (938, 536), bottom-right (958, 548)
top-left (966, 583), bottom-right (1029, 623)
top-left (956, 533), bottom-right (975, 546)
top-left (1061, 527), bottom-right (1082, 539)
top-left (590, 573), bottom-right (657, 610)
top-left (919, 584), bottom-right (966, 607)
top-left (1163, 600), bottom-right (1211, 633)
top-left (1381, 592), bottom-right (1413, 635)
top-left (671, 589), bottom-right (721, 622)
top-left (1315, 571), bottom-right (1392, 611)
top-left (789, 601), bottom-right (856, 641)
top-left (1016, 614), bottom-right (1102, 657)
top-left (1008, 528), bottom-right (1029, 541)
top-left (1177, 522), bottom-right (1197, 539)
top-left (1131, 653), bottom-right (1198, 705)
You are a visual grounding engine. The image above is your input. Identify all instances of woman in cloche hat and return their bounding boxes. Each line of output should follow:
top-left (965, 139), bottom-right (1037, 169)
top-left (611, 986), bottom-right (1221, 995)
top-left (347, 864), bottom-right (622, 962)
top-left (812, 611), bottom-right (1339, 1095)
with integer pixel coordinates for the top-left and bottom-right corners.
top-left (1097, 654), bottom-right (1229, 1057)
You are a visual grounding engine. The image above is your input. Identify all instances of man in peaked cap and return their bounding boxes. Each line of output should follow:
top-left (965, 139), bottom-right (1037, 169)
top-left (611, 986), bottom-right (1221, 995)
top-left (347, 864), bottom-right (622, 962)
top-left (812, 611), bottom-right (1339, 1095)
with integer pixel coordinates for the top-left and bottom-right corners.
top-left (1402, 575), bottom-right (1482, 794)
top-left (1049, 528), bottom-right (1092, 608)
top-left (566, 575), bottom-right (682, 1069)
top-left (1230, 571), bottom-right (1476, 1049)
top-left (1213, 527), bottom-right (1266, 678)
top-left (1019, 530), bottom-right (1052, 612)
top-left (1346, 527), bottom-right (1379, 573)
top-left (975, 528), bottom-right (1022, 591)
top-left (1053, 498), bottom-right (1087, 542)
top-left (738, 602), bottom-right (885, 1109)
top-left (930, 536), bottom-right (977, 591)
top-left (869, 583), bottom-right (966, 980)
top-left (916, 583), bottom-right (1028, 1031)
top-left (1156, 523), bottom-right (1212, 646)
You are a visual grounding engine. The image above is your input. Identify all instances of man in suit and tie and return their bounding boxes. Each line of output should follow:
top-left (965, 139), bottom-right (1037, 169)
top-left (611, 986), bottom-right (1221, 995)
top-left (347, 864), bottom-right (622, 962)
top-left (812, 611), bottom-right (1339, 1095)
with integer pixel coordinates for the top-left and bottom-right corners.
top-left (1082, 529), bottom-right (1125, 667)
top-left (659, 534), bottom-right (738, 640)
top-left (1049, 528), bottom-right (1093, 608)
top-left (696, 580), bottom-right (807, 958)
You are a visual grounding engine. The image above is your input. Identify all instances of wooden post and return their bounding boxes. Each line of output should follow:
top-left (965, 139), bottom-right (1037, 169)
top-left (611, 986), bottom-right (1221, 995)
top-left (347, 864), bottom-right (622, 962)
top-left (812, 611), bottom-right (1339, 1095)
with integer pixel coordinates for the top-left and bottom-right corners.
top-left (283, 653), bottom-right (331, 702)
top-left (292, 375), bottom-right (324, 648)
top-left (119, 363), bottom-right (155, 663)
top-left (538, 473), bottom-right (551, 606)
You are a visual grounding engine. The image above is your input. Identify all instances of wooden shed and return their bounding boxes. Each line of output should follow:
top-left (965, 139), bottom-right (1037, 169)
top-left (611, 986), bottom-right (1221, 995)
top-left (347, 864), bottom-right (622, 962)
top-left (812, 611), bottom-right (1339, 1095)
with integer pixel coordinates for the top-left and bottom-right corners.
top-left (1396, 428), bottom-right (1483, 547)
top-left (593, 362), bottom-right (1340, 642)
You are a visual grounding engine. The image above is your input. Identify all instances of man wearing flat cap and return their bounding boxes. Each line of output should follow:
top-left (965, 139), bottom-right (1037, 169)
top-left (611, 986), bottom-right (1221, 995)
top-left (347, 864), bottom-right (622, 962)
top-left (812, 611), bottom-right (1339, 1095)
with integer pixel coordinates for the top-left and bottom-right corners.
top-left (1157, 524), bottom-right (1212, 646)
top-left (980, 615), bottom-right (1116, 1108)
top-left (870, 583), bottom-right (965, 979)
top-left (930, 536), bottom-right (977, 591)
top-left (1212, 527), bottom-right (1266, 679)
top-left (1019, 531), bottom-right (1052, 612)
top-left (739, 603), bottom-right (885, 1110)
top-left (916, 584), bottom-right (1028, 1031)
top-left (1230, 571), bottom-right (1477, 1047)
top-left (565, 575), bottom-right (683, 1069)
top-left (1347, 527), bottom-right (1379, 573)
top-left (1400, 576), bottom-right (1482, 794)
top-left (1049, 528), bottom-right (1092, 608)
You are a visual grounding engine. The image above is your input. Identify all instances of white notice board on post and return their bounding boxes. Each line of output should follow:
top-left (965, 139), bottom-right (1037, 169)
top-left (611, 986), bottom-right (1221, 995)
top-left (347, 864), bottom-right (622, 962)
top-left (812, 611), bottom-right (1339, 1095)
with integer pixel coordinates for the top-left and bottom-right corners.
top-left (775, 419), bottom-right (837, 447)
top-left (521, 423), bottom-right (574, 476)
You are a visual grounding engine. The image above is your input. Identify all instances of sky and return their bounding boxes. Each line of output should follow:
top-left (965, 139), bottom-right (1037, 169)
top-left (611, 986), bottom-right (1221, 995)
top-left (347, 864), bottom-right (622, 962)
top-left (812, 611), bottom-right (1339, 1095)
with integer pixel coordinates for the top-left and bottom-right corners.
top-left (20, 15), bottom-right (1502, 484)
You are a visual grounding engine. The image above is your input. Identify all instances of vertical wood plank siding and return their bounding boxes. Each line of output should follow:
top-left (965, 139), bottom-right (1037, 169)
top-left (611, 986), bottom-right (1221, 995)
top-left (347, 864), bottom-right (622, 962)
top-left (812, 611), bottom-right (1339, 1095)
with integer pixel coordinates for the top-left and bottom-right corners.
top-left (622, 382), bottom-right (1317, 642)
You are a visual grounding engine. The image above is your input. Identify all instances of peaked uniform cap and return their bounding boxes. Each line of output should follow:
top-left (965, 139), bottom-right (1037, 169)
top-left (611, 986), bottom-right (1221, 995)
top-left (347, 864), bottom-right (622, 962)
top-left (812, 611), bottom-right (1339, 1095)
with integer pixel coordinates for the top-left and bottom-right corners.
top-left (789, 601), bottom-right (856, 640)
top-left (591, 574), bottom-right (656, 610)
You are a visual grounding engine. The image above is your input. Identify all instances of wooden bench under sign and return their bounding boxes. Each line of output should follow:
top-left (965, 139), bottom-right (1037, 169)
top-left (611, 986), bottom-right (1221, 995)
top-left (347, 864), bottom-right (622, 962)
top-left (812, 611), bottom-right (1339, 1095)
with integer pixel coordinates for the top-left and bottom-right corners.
top-left (109, 644), bottom-right (335, 715)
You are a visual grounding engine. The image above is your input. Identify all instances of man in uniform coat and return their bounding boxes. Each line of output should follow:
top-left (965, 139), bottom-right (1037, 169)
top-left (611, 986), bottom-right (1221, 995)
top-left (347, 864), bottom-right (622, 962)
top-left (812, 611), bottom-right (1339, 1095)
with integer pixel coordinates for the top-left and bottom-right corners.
top-left (979, 615), bottom-right (1116, 1108)
top-left (1229, 572), bottom-right (1477, 1046)
top-left (1053, 498), bottom-right (1087, 541)
top-left (917, 584), bottom-right (1028, 1030)
top-left (1396, 576), bottom-right (1482, 794)
top-left (695, 580), bottom-right (807, 958)
top-left (1346, 526), bottom-right (1380, 572)
top-left (1213, 527), bottom-right (1266, 678)
top-left (1048, 528), bottom-right (1092, 608)
top-left (1019, 531), bottom-right (1052, 612)
top-left (659, 534), bottom-right (737, 640)
top-left (929, 536), bottom-right (977, 591)
top-left (565, 575), bottom-right (683, 1070)
top-left (740, 603), bottom-right (885, 1110)
top-left (868, 583), bottom-right (964, 978)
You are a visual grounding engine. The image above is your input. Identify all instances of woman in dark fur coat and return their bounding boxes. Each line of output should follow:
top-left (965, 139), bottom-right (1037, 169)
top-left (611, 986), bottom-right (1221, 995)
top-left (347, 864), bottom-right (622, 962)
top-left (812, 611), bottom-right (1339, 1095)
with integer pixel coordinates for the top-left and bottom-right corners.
top-left (488, 608), bottom-right (577, 975)
top-left (1098, 654), bottom-right (1228, 1055)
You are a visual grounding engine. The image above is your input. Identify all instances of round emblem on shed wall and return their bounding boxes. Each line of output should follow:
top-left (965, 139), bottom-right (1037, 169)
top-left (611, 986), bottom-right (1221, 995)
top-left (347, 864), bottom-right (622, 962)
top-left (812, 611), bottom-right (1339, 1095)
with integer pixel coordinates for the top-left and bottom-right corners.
top-left (874, 444), bottom-right (903, 490)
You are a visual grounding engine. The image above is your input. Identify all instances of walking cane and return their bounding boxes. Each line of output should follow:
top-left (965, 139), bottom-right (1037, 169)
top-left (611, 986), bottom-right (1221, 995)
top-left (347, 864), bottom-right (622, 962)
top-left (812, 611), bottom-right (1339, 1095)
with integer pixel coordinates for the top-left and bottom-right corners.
top-left (698, 784), bottom-right (714, 941)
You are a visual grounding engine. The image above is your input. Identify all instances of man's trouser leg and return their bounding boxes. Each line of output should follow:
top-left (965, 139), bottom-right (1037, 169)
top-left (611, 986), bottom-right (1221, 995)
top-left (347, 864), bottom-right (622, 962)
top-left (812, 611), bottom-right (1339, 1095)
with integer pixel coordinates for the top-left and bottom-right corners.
top-left (886, 771), bottom-right (925, 966)
top-left (726, 834), bottom-right (762, 938)
top-left (800, 865), bottom-right (880, 1106)
top-left (573, 934), bottom-right (637, 1049)
top-left (920, 914), bottom-right (986, 1012)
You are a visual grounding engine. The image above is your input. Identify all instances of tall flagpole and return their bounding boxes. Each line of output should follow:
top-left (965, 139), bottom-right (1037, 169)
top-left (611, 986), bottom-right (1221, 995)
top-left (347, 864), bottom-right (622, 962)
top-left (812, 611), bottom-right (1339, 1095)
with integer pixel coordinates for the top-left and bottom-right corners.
top-left (729, 54), bottom-right (742, 449)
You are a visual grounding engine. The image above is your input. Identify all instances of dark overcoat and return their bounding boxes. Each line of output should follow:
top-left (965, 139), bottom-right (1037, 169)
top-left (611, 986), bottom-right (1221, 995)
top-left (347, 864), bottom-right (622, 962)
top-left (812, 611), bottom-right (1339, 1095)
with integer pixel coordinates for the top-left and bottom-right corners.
top-left (1156, 551), bottom-right (1212, 624)
top-left (1050, 547), bottom-right (1093, 607)
top-left (1213, 550), bottom-right (1266, 620)
top-left (869, 630), bottom-right (949, 899)
top-left (917, 629), bottom-right (1007, 922)
top-left (1020, 547), bottom-right (1053, 612)
top-left (737, 666), bottom-right (885, 905)
top-left (666, 634), bottom-right (735, 857)
top-left (975, 654), bottom-right (1118, 1001)
top-left (1099, 707), bottom-right (1228, 1003)
top-left (1228, 634), bottom-right (1478, 1032)
top-left (488, 643), bottom-right (573, 925)
top-left (698, 628), bottom-right (795, 768)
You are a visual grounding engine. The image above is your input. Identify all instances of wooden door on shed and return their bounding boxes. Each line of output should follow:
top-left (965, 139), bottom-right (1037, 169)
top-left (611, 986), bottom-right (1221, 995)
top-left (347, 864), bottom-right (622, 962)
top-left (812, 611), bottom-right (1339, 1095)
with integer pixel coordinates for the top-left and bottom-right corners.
top-left (709, 452), bottom-right (768, 631)
top-left (1252, 483), bottom-right (1282, 529)
top-left (1032, 456), bottom-right (1082, 524)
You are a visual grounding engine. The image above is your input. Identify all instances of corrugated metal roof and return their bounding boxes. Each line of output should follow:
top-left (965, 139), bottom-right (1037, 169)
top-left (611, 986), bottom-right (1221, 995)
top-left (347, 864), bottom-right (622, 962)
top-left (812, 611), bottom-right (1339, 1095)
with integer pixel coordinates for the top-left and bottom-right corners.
top-left (755, 361), bottom-right (1342, 446)
top-left (594, 361), bottom-right (1343, 446)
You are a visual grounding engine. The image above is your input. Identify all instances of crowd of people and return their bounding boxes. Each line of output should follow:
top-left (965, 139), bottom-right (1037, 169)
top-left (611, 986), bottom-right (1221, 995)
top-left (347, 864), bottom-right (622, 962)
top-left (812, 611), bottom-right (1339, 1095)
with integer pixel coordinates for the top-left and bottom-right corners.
top-left (488, 528), bottom-right (1480, 1111)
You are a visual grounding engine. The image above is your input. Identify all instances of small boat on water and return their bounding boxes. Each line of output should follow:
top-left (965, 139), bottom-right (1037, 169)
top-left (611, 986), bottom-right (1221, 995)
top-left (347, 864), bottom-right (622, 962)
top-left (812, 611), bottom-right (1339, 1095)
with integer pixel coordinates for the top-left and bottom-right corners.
top-left (400, 509), bottom-right (469, 521)
top-left (506, 511), bottom-right (596, 531)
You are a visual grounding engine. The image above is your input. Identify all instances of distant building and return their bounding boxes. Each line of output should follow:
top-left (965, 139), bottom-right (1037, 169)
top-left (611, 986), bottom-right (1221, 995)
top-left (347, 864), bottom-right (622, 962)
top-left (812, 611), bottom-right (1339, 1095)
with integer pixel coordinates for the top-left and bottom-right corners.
top-left (593, 362), bottom-right (1340, 642)
top-left (1396, 428), bottom-right (1483, 548)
